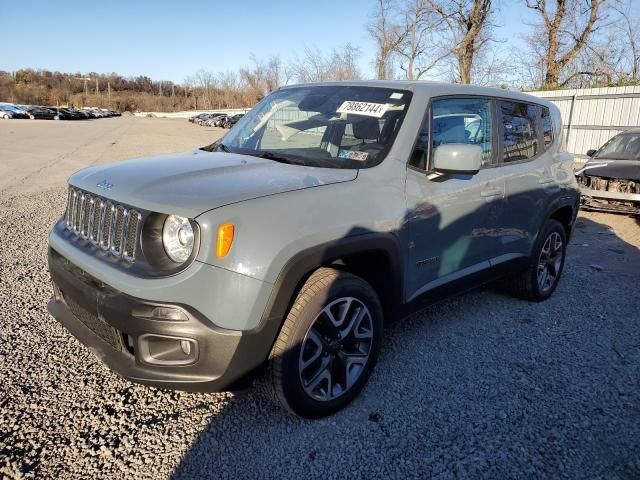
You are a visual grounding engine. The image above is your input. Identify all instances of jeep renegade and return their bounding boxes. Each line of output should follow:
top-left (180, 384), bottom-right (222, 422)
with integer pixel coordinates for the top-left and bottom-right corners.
top-left (48, 81), bottom-right (580, 418)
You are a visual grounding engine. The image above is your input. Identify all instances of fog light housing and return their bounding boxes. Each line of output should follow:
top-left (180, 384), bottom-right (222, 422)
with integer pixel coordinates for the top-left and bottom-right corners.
top-left (138, 334), bottom-right (198, 366)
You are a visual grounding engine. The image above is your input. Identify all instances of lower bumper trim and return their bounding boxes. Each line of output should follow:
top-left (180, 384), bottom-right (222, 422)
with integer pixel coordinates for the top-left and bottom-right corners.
top-left (47, 247), bottom-right (280, 392)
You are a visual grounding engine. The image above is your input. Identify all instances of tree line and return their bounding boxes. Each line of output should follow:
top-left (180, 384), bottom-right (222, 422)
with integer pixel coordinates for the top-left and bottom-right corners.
top-left (370, 0), bottom-right (639, 89)
top-left (1, 0), bottom-right (637, 112)
top-left (0, 43), bottom-right (361, 112)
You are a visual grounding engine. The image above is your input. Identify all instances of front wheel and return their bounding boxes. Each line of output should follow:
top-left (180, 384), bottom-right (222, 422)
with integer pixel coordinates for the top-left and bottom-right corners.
top-left (508, 219), bottom-right (567, 301)
top-left (263, 268), bottom-right (383, 418)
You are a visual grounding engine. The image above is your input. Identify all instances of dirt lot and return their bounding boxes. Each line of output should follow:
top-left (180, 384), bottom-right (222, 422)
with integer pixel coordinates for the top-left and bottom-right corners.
top-left (1, 117), bottom-right (639, 478)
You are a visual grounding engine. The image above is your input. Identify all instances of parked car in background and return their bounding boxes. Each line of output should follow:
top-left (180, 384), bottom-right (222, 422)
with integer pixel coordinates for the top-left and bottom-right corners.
top-left (0, 103), bottom-right (119, 120)
top-left (190, 113), bottom-right (224, 124)
top-left (203, 115), bottom-right (225, 127)
top-left (47, 81), bottom-right (579, 418)
top-left (82, 107), bottom-right (106, 118)
top-left (47, 107), bottom-right (80, 120)
top-left (189, 113), bottom-right (207, 123)
top-left (0, 104), bottom-right (30, 119)
top-left (223, 113), bottom-right (244, 128)
top-left (212, 115), bottom-right (228, 127)
top-left (576, 130), bottom-right (640, 215)
top-left (26, 106), bottom-right (59, 120)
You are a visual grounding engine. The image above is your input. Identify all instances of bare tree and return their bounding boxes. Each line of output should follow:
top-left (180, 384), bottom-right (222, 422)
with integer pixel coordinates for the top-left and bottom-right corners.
top-left (524, 0), bottom-right (606, 89)
top-left (328, 44), bottom-right (362, 80)
top-left (185, 69), bottom-right (218, 109)
top-left (288, 44), bottom-right (362, 83)
top-left (395, 0), bottom-right (451, 79)
top-left (240, 55), bottom-right (285, 104)
top-left (368, 0), bottom-right (406, 79)
top-left (614, 3), bottom-right (639, 82)
top-left (428, 0), bottom-right (496, 84)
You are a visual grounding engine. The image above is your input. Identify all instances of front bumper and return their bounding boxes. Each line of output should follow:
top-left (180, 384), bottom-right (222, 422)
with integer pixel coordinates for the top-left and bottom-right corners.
top-left (579, 186), bottom-right (640, 203)
top-left (579, 187), bottom-right (640, 214)
top-left (48, 248), bottom-right (279, 392)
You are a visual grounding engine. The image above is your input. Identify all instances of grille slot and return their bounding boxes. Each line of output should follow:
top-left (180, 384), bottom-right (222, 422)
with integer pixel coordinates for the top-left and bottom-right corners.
top-left (64, 187), bottom-right (142, 263)
top-left (64, 293), bottom-right (123, 351)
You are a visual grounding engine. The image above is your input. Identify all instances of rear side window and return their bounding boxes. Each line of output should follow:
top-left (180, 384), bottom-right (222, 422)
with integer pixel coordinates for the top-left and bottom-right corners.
top-left (500, 101), bottom-right (539, 162)
top-left (541, 107), bottom-right (553, 149)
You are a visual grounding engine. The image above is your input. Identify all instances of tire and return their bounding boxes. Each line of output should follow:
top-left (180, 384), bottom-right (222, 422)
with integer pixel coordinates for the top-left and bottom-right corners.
top-left (2, 114), bottom-right (9, 119)
top-left (508, 219), bottom-right (567, 301)
top-left (30, 115), bottom-right (35, 120)
top-left (263, 268), bottom-right (383, 418)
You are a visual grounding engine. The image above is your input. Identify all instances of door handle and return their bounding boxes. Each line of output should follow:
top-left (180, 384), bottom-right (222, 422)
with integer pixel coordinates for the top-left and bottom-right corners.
top-left (480, 188), bottom-right (503, 197)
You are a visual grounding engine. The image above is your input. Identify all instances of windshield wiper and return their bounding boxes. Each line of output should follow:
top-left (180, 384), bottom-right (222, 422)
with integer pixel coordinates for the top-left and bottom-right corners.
top-left (256, 151), bottom-right (306, 165)
top-left (201, 141), bottom-right (231, 153)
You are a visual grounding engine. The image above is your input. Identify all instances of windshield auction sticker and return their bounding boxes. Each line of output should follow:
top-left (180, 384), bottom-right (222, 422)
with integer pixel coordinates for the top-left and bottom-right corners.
top-left (337, 101), bottom-right (388, 118)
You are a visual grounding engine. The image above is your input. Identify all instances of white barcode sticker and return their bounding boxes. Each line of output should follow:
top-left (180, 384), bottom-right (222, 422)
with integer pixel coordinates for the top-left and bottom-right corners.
top-left (337, 101), bottom-right (388, 118)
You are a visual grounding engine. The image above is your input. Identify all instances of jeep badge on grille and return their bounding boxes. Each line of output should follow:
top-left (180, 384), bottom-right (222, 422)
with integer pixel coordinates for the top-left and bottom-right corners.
top-left (96, 179), bottom-right (114, 190)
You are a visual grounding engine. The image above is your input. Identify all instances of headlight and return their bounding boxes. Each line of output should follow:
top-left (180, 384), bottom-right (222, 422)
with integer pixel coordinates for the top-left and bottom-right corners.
top-left (162, 215), bottom-right (194, 263)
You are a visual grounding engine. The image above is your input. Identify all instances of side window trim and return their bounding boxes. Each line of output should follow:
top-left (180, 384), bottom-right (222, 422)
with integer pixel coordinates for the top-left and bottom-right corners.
top-left (541, 106), bottom-right (554, 149)
top-left (407, 95), bottom-right (553, 172)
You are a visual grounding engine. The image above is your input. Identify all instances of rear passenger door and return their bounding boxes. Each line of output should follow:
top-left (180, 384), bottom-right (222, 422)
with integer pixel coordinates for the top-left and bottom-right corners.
top-left (496, 101), bottom-right (556, 260)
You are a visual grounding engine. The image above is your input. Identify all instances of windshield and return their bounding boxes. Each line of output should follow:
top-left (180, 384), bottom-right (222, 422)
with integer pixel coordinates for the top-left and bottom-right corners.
top-left (207, 85), bottom-right (413, 169)
top-left (595, 133), bottom-right (640, 160)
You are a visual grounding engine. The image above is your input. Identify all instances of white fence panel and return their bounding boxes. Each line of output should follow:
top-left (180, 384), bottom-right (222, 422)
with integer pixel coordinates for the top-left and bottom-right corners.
top-left (529, 86), bottom-right (640, 160)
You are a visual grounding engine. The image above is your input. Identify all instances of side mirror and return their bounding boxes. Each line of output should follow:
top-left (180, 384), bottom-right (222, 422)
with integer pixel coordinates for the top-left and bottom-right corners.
top-left (433, 144), bottom-right (482, 175)
top-left (586, 149), bottom-right (597, 157)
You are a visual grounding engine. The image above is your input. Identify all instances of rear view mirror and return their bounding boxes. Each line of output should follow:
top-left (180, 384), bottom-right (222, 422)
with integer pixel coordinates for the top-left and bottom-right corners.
top-left (433, 144), bottom-right (482, 175)
top-left (586, 149), bottom-right (596, 157)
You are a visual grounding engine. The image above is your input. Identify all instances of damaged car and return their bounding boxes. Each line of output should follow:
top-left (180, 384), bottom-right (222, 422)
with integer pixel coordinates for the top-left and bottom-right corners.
top-left (576, 130), bottom-right (640, 215)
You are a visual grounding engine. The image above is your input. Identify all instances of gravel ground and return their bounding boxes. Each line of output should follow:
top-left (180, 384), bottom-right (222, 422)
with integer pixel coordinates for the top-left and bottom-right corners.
top-left (1, 118), bottom-right (639, 479)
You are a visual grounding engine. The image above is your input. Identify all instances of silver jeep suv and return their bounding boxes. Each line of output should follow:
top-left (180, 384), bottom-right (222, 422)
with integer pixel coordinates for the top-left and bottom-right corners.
top-left (48, 81), bottom-right (580, 418)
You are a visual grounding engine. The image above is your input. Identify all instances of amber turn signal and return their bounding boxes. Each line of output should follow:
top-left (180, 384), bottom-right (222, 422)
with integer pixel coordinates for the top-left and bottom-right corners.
top-left (216, 223), bottom-right (235, 257)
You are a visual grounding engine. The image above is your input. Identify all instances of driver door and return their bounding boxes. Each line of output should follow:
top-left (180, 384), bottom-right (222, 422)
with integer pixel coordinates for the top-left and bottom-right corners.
top-left (404, 97), bottom-right (505, 300)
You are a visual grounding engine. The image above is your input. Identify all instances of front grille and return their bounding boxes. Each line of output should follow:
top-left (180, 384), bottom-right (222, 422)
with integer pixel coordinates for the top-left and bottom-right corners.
top-left (64, 293), bottom-right (123, 351)
top-left (64, 187), bottom-right (142, 263)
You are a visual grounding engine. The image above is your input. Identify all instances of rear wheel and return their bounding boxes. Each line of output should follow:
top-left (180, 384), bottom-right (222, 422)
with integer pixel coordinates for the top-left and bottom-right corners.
top-left (2, 114), bottom-right (9, 119)
top-left (263, 268), bottom-right (383, 418)
top-left (508, 219), bottom-right (567, 301)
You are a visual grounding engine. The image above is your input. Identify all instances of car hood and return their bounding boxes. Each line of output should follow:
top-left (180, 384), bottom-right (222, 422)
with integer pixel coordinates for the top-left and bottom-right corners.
top-left (576, 158), bottom-right (640, 181)
top-left (68, 149), bottom-right (358, 218)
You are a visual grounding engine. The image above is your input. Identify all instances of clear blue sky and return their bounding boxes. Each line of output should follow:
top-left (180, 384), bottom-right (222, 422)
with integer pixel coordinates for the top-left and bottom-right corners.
top-left (1, 0), bottom-right (552, 83)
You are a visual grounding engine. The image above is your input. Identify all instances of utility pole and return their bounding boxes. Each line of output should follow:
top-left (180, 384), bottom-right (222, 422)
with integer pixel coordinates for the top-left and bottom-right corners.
top-left (107, 82), bottom-right (111, 106)
top-left (159, 81), bottom-right (162, 96)
top-left (172, 84), bottom-right (175, 97)
top-left (95, 77), bottom-right (99, 95)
